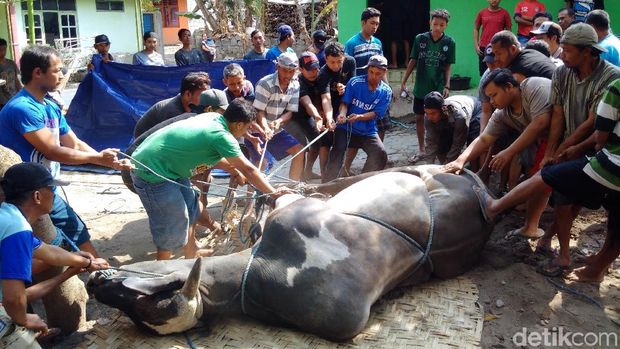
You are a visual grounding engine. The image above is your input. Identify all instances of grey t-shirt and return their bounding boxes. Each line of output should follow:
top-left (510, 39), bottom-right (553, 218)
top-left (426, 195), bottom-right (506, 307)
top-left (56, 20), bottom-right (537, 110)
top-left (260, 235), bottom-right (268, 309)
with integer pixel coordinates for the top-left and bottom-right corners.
top-left (485, 77), bottom-right (552, 138)
top-left (133, 51), bottom-right (166, 66)
top-left (134, 94), bottom-right (185, 138)
top-left (550, 59), bottom-right (620, 137)
top-left (243, 49), bottom-right (267, 60)
top-left (478, 68), bottom-right (492, 103)
top-left (174, 48), bottom-right (205, 66)
top-left (0, 59), bottom-right (20, 105)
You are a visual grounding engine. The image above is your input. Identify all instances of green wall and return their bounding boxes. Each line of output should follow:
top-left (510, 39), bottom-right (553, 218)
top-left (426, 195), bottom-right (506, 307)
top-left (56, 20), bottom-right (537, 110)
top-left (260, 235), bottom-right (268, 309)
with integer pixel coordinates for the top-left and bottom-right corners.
top-left (337, 0), bottom-right (620, 87)
top-left (0, 4), bottom-right (13, 59)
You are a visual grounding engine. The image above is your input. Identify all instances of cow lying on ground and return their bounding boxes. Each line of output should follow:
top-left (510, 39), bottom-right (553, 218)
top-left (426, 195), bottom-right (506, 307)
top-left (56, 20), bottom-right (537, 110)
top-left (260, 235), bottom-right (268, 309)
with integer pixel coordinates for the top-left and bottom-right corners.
top-left (87, 165), bottom-right (493, 341)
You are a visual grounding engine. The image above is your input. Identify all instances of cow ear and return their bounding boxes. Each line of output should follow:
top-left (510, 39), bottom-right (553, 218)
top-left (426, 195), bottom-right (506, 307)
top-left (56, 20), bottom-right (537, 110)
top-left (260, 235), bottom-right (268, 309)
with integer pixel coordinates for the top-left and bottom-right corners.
top-left (180, 257), bottom-right (202, 299)
top-left (122, 273), bottom-right (184, 295)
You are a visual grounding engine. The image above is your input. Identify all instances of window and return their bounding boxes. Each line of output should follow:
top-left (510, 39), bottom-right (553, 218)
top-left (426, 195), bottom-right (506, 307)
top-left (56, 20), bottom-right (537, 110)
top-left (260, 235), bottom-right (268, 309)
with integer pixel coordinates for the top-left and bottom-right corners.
top-left (96, 0), bottom-right (125, 12)
top-left (161, 0), bottom-right (179, 28)
top-left (23, 14), bottom-right (45, 45)
top-left (21, 0), bottom-right (76, 11)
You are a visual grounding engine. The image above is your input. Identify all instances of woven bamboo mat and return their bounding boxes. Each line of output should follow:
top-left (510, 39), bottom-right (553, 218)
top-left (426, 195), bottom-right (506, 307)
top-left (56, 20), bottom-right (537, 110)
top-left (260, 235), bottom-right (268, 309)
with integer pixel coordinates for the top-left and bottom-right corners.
top-left (78, 275), bottom-right (482, 349)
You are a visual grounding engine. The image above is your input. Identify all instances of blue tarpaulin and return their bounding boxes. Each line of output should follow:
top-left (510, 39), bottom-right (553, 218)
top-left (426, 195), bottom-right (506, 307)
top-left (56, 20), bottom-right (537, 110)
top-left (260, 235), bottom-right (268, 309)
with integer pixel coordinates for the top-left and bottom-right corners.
top-left (66, 59), bottom-right (275, 151)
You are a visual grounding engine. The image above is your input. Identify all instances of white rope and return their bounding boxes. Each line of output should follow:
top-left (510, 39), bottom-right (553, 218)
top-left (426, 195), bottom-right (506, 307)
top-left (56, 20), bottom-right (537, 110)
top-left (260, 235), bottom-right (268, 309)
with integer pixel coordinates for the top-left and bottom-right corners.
top-left (118, 151), bottom-right (252, 196)
top-left (266, 128), bottom-right (330, 180)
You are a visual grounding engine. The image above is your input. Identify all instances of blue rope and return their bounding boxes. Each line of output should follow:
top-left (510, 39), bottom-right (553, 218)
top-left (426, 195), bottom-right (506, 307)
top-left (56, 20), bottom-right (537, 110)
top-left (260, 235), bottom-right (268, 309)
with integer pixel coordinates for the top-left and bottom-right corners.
top-left (545, 277), bottom-right (604, 309)
top-left (183, 331), bottom-right (197, 349)
top-left (240, 242), bottom-right (262, 314)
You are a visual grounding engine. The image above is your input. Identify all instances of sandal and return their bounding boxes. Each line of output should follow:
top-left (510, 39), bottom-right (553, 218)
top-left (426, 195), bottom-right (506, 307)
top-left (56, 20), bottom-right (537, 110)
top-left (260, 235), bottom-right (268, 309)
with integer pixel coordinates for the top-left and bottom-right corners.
top-left (534, 245), bottom-right (557, 258)
top-left (537, 261), bottom-right (570, 277)
top-left (408, 153), bottom-right (426, 164)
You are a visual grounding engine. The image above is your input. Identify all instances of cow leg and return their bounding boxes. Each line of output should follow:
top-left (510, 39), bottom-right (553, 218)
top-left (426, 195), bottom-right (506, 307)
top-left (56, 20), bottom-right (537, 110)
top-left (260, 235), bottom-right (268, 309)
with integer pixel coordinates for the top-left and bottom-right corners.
top-left (31, 216), bottom-right (88, 335)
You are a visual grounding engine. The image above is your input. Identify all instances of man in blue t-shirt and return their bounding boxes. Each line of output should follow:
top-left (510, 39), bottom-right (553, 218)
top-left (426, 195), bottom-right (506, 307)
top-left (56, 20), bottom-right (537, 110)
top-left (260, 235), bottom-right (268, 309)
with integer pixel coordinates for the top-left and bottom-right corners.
top-left (0, 46), bottom-right (132, 258)
top-left (323, 55), bottom-right (391, 182)
top-left (344, 7), bottom-right (383, 76)
top-left (0, 163), bottom-right (109, 338)
top-left (265, 24), bottom-right (296, 62)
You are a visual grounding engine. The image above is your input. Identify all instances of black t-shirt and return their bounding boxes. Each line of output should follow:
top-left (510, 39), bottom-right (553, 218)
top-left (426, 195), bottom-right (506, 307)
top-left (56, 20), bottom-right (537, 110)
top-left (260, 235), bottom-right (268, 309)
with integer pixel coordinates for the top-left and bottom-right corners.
top-left (509, 49), bottom-right (556, 80)
top-left (294, 73), bottom-right (330, 120)
top-left (317, 55), bottom-right (357, 112)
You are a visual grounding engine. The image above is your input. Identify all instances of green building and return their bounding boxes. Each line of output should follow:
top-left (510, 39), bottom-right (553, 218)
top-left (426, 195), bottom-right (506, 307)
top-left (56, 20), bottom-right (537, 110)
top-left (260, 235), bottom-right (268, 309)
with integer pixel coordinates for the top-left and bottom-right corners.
top-left (338, 0), bottom-right (620, 86)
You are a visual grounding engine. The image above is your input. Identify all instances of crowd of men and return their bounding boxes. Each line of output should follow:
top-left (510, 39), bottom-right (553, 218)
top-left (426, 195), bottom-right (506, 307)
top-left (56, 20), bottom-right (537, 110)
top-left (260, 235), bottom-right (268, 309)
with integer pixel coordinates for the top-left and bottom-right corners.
top-left (0, 0), bottom-right (620, 345)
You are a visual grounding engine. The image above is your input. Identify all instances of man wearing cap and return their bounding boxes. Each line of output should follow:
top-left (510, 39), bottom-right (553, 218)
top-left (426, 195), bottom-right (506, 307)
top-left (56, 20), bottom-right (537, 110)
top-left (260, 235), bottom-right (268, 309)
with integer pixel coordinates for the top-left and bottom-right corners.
top-left (175, 28), bottom-right (206, 66)
top-left (530, 21), bottom-right (564, 64)
top-left (247, 52), bottom-right (304, 181)
top-left (422, 91), bottom-right (481, 165)
top-left (0, 46), bottom-right (132, 258)
top-left (265, 24), bottom-right (296, 62)
top-left (130, 99), bottom-right (291, 261)
top-left (323, 55), bottom-right (391, 182)
top-left (287, 52), bottom-right (333, 180)
top-left (533, 23), bottom-right (620, 268)
top-left (87, 34), bottom-right (113, 71)
top-left (0, 162), bottom-right (109, 339)
top-left (134, 72), bottom-right (211, 138)
top-left (585, 10), bottom-right (620, 67)
top-left (307, 30), bottom-right (328, 67)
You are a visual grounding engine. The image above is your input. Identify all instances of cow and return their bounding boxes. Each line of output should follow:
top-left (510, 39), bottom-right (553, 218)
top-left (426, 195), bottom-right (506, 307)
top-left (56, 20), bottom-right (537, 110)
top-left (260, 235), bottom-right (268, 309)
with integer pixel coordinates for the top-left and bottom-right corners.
top-left (87, 165), bottom-right (493, 341)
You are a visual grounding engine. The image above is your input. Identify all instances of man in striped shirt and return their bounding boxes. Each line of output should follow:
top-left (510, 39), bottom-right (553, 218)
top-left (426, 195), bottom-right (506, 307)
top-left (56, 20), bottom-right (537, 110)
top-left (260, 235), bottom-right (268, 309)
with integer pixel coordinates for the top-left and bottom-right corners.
top-left (246, 52), bottom-right (304, 180)
top-left (477, 78), bottom-right (620, 283)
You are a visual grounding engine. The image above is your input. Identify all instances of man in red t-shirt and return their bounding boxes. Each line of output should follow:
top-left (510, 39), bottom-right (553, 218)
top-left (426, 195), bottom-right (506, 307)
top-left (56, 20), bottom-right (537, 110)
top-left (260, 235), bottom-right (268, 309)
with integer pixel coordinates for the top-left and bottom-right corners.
top-left (514, 0), bottom-right (546, 46)
top-left (474, 0), bottom-right (512, 76)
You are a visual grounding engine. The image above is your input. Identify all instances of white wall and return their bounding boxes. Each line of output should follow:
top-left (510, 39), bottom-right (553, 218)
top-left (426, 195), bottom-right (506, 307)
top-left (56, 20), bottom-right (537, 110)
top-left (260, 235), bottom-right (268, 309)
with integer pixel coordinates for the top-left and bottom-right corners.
top-left (13, 0), bottom-right (141, 55)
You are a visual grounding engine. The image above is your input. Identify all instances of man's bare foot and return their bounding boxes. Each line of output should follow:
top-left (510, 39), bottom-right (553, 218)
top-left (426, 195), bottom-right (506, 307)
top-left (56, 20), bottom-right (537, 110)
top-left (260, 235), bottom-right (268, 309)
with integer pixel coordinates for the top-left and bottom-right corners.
top-left (565, 266), bottom-right (605, 283)
top-left (506, 227), bottom-right (545, 239)
top-left (472, 185), bottom-right (494, 222)
top-left (194, 248), bottom-right (215, 257)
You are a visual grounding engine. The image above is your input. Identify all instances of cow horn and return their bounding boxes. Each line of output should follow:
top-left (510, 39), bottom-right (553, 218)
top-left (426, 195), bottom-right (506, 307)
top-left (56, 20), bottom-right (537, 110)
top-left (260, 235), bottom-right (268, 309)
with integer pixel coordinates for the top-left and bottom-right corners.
top-left (180, 257), bottom-right (202, 299)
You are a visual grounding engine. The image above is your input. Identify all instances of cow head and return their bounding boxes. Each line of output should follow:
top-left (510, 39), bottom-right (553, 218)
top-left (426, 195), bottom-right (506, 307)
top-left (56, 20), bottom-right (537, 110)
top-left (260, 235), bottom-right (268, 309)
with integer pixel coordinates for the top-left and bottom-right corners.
top-left (87, 258), bottom-right (204, 335)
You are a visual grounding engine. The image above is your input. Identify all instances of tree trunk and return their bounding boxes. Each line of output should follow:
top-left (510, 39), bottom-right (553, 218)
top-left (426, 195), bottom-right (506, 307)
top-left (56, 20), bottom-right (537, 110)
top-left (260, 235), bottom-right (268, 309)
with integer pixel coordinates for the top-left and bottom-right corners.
top-left (0, 145), bottom-right (88, 335)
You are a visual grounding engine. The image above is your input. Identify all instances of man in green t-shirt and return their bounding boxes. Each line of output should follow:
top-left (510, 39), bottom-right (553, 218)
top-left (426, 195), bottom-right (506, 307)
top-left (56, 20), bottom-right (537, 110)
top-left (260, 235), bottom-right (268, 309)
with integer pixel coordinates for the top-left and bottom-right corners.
top-left (400, 9), bottom-right (456, 163)
top-left (130, 99), bottom-right (290, 260)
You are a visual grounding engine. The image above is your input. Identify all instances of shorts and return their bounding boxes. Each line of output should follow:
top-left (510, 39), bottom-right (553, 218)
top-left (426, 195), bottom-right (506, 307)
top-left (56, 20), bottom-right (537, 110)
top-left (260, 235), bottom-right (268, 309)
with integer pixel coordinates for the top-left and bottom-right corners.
top-left (320, 130), bottom-right (334, 147)
top-left (131, 172), bottom-right (200, 251)
top-left (244, 131), bottom-right (300, 162)
top-left (413, 97), bottom-right (425, 115)
top-left (376, 113), bottom-right (392, 132)
top-left (468, 115), bottom-right (481, 145)
top-left (285, 116), bottom-right (322, 152)
top-left (541, 157), bottom-right (620, 210)
top-left (50, 193), bottom-right (90, 248)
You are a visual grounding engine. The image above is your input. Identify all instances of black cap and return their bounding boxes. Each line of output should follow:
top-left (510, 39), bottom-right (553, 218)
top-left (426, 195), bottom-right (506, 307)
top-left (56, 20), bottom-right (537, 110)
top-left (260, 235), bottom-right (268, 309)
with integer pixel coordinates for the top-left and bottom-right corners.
top-left (1, 163), bottom-right (69, 198)
top-left (94, 34), bottom-right (110, 45)
top-left (312, 30), bottom-right (328, 43)
top-left (423, 91), bottom-right (444, 110)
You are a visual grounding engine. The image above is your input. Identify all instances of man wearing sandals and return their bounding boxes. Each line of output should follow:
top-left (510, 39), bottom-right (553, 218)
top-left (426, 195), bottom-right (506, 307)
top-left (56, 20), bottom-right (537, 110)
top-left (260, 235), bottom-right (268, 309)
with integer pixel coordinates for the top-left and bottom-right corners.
top-left (130, 99), bottom-right (291, 260)
top-left (442, 69), bottom-right (552, 240)
top-left (475, 78), bottom-right (620, 283)
top-left (531, 23), bottom-right (619, 274)
top-left (0, 163), bottom-right (109, 345)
